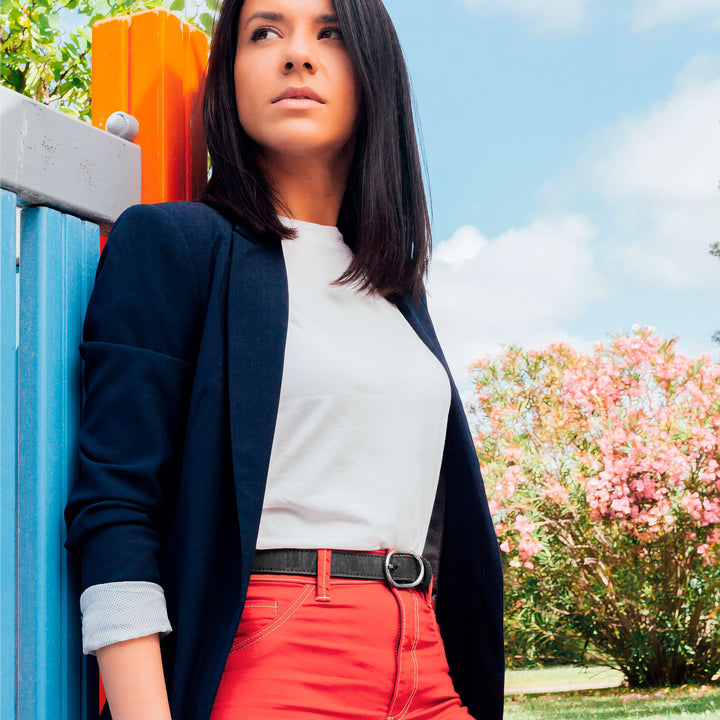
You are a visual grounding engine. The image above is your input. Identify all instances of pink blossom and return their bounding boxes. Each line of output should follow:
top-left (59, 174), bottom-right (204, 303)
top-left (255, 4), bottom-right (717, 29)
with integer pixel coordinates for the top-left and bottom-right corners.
top-left (501, 445), bottom-right (524, 462)
top-left (514, 514), bottom-right (536, 536)
top-left (543, 479), bottom-right (569, 505)
top-left (498, 465), bottom-right (523, 499)
top-left (518, 537), bottom-right (542, 561)
top-left (701, 499), bottom-right (720, 526)
top-left (472, 327), bottom-right (720, 562)
top-left (681, 493), bottom-right (703, 522)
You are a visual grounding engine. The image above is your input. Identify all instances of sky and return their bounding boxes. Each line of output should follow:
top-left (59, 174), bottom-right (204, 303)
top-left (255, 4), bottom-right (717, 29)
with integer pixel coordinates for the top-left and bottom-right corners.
top-left (380, 0), bottom-right (720, 388)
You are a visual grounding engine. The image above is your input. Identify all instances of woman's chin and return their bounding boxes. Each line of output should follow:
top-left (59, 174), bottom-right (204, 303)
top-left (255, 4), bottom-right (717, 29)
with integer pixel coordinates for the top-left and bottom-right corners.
top-left (257, 137), bottom-right (354, 167)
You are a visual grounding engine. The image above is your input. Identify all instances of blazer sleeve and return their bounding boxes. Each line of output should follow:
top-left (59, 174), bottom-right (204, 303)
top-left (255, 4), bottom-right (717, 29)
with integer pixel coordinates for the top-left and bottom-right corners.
top-left (64, 203), bottom-right (202, 593)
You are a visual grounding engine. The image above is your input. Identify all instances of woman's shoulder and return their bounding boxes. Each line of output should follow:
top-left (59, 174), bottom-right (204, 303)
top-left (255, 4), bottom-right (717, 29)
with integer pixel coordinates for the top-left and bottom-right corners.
top-left (113, 200), bottom-right (230, 241)
top-left (109, 201), bottom-right (246, 277)
top-left (112, 200), bottom-right (263, 258)
top-left (148, 199), bottom-right (230, 227)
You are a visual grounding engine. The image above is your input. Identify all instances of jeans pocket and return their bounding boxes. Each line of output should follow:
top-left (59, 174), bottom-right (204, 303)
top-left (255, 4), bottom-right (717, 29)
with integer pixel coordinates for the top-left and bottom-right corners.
top-left (230, 584), bottom-right (313, 653)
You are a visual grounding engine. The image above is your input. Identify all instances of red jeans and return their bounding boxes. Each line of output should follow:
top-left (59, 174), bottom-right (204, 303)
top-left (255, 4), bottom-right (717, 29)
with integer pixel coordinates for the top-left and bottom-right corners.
top-left (210, 550), bottom-right (474, 719)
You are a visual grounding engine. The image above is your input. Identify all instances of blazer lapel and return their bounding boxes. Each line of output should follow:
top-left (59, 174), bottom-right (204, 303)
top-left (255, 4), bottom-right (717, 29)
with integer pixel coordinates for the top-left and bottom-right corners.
top-left (393, 292), bottom-right (477, 483)
top-left (392, 294), bottom-right (448, 372)
top-left (226, 230), bottom-right (288, 579)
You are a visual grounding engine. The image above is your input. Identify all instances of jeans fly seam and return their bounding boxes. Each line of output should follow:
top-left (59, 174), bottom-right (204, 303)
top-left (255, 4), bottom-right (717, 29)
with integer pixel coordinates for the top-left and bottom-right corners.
top-left (386, 586), bottom-right (406, 719)
top-left (387, 590), bottom-right (421, 720)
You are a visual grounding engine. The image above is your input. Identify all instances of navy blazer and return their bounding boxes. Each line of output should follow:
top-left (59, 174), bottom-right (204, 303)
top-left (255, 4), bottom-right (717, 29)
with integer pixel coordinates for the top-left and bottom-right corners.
top-left (64, 201), bottom-right (504, 720)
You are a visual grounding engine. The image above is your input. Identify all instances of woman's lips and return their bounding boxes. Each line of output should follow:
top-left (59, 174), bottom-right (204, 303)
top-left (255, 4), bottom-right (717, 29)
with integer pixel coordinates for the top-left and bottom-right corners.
top-left (272, 86), bottom-right (325, 104)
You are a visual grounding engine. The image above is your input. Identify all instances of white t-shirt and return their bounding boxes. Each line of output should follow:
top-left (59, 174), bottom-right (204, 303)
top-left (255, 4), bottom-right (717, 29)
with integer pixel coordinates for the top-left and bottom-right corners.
top-left (256, 217), bottom-right (450, 554)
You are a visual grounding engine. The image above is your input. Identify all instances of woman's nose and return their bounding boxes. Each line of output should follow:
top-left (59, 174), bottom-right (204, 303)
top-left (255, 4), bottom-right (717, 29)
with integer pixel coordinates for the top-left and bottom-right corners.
top-left (284, 59), bottom-right (314, 72)
top-left (283, 37), bottom-right (316, 74)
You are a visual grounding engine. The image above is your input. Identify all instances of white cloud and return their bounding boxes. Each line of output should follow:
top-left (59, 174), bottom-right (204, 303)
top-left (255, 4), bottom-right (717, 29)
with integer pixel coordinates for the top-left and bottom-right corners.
top-left (428, 214), bottom-right (603, 386)
top-left (630, 0), bottom-right (720, 31)
top-left (581, 55), bottom-right (720, 289)
top-left (429, 55), bottom-right (720, 386)
top-left (591, 56), bottom-right (720, 203)
top-left (433, 225), bottom-right (488, 266)
top-left (462, 0), bottom-right (590, 33)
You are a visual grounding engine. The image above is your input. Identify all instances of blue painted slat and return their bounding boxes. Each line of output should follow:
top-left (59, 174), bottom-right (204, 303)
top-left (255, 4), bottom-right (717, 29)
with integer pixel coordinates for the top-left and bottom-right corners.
top-left (0, 189), bottom-right (19, 720)
top-left (80, 225), bottom-right (100, 720)
top-left (17, 206), bottom-right (99, 720)
top-left (61, 218), bottom-right (99, 720)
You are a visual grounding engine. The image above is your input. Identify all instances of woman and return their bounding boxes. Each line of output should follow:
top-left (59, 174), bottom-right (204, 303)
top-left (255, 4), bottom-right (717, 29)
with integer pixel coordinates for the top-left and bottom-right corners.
top-left (64, 0), bottom-right (504, 718)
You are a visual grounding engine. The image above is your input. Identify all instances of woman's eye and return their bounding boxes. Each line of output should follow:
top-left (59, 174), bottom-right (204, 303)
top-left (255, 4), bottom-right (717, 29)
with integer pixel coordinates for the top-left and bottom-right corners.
top-left (251, 26), bottom-right (281, 42)
top-left (318, 26), bottom-right (343, 41)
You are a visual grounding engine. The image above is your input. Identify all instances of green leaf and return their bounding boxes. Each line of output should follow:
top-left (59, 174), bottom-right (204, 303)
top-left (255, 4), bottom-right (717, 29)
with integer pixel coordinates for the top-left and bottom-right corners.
top-left (57, 104), bottom-right (80, 118)
top-left (198, 11), bottom-right (213, 34)
top-left (169, 0), bottom-right (184, 10)
top-left (90, 0), bottom-right (112, 17)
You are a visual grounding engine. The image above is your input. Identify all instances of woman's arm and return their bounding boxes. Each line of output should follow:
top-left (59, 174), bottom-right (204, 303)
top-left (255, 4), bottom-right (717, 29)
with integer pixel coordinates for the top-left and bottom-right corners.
top-left (96, 635), bottom-right (172, 720)
top-left (64, 204), bottom-right (205, 707)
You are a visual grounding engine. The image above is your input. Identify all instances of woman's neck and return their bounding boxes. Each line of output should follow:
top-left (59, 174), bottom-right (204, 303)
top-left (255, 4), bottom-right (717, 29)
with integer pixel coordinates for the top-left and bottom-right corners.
top-left (258, 148), bottom-right (352, 227)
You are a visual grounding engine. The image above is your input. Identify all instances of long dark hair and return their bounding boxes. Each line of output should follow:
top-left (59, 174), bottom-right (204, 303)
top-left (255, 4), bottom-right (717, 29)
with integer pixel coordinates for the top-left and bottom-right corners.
top-left (199, 0), bottom-right (431, 301)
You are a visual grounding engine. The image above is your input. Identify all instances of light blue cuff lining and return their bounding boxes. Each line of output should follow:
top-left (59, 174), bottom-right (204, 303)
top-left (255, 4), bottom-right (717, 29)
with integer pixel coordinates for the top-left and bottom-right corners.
top-left (80, 581), bottom-right (173, 656)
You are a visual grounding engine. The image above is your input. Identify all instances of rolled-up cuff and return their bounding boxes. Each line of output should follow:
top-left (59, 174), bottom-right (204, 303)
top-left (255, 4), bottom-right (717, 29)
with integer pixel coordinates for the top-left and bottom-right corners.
top-left (80, 581), bottom-right (172, 656)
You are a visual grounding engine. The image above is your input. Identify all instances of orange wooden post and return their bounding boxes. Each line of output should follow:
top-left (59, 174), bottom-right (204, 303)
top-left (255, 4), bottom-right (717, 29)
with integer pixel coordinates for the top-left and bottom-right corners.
top-left (91, 9), bottom-right (209, 206)
top-left (88, 10), bottom-right (209, 714)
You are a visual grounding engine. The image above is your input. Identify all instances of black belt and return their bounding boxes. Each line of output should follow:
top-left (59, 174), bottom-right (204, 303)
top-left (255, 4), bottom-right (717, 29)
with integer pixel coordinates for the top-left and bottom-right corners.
top-left (252, 549), bottom-right (432, 592)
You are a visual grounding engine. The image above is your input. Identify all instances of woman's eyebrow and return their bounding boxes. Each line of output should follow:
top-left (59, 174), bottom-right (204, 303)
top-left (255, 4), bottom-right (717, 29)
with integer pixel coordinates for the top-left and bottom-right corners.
top-left (244, 12), bottom-right (339, 28)
top-left (245, 11), bottom-right (282, 28)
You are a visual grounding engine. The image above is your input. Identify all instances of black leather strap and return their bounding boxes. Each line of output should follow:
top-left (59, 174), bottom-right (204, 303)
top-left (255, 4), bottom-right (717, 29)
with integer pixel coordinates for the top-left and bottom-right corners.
top-left (252, 549), bottom-right (432, 591)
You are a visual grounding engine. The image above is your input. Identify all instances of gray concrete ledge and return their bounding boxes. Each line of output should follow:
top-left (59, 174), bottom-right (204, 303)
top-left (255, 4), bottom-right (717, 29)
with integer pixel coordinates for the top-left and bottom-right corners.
top-left (0, 86), bottom-right (141, 233)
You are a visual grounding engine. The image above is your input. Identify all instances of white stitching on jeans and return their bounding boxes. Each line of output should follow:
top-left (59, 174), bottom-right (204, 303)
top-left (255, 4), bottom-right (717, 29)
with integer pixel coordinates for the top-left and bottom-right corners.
top-left (242, 603), bottom-right (277, 610)
top-left (386, 586), bottom-right (406, 719)
top-left (387, 590), bottom-right (421, 720)
top-left (230, 585), bottom-right (313, 652)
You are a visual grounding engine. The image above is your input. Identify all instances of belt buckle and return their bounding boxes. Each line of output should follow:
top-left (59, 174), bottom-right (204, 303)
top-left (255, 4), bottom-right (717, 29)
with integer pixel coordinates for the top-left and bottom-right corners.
top-left (384, 550), bottom-right (425, 589)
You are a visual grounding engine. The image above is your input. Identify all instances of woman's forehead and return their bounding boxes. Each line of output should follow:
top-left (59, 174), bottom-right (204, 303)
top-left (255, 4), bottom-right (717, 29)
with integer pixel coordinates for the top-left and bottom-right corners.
top-left (239, 0), bottom-right (337, 24)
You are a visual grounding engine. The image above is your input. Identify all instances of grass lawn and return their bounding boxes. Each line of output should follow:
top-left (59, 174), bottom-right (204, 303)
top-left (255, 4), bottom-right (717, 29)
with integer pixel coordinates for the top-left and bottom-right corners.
top-left (504, 685), bottom-right (720, 719)
top-left (506, 665), bottom-right (625, 694)
top-left (504, 666), bottom-right (720, 719)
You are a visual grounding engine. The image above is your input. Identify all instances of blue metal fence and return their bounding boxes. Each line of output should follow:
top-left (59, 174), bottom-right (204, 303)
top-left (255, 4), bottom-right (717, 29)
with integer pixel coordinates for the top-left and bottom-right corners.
top-left (1, 188), bottom-right (19, 720)
top-left (1, 74), bottom-right (143, 717)
top-left (1, 190), bottom-right (99, 719)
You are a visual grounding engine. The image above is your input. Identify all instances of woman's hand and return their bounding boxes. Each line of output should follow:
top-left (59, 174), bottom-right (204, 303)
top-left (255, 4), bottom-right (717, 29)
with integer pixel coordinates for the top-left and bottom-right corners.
top-left (96, 634), bottom-right (172, 720)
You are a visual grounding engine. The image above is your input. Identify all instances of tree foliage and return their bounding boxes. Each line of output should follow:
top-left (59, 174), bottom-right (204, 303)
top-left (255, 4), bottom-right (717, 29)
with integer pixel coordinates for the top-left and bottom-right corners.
top-left (0, 0), bottom-right (217, 122)
top-left (470, 328), bottom-right (720, 687)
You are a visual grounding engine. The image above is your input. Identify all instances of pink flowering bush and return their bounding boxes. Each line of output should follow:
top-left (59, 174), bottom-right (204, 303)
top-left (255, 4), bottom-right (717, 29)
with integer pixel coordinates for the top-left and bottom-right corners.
top-left (470, 328), bottom-right (720, 686)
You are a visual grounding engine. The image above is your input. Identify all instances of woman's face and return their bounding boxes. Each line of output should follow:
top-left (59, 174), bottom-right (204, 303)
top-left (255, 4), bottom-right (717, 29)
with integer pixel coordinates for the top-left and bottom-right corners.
top-left (234, 0), bottom-right (361, 164)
